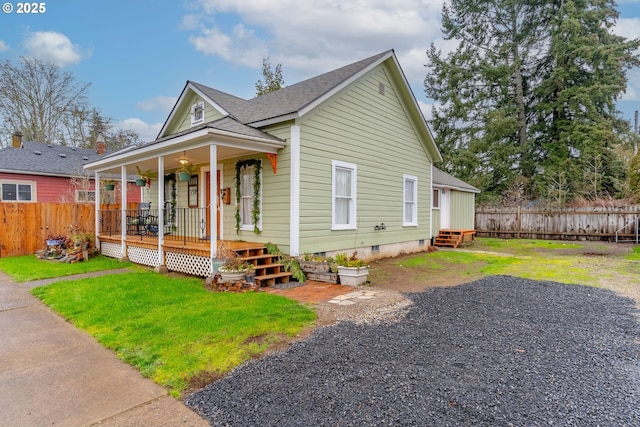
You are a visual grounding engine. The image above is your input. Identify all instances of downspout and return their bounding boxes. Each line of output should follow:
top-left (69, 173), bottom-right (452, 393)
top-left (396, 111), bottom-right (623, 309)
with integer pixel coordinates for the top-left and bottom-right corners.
top-left (290, 125), bottom-right (301, 256)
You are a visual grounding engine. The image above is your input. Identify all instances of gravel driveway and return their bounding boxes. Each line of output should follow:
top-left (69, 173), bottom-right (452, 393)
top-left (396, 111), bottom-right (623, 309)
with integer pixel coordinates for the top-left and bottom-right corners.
top-left (186, 276), bottom-right (640, 426)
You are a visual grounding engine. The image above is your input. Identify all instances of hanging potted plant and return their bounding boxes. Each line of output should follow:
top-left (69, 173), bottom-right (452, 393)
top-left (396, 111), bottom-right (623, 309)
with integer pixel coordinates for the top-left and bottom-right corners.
top-left (103, 179), bottom-right (117, 191)
top-left (334, 252), bottom-right (369, 286)
top-left (135, 166), bottom-right (157, 187)
top-left (177, 161), bottom-right (197, 182)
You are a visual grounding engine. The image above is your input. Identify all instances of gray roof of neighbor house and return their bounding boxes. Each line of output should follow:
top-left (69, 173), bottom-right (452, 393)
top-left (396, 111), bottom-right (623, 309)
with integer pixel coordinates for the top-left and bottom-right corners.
top-left (0, 141), bottom-right (105, 177)
top-left (188, 50), bottom-right (391, 126)
top-left (433, 167), bottom-right (480, 193)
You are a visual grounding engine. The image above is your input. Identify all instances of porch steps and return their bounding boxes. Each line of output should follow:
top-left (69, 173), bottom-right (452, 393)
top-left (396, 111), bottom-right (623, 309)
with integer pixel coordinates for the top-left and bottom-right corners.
top-left (434, 229), bottom-right (476, 248)
top-left (234, 247), bottom-right (292, 287)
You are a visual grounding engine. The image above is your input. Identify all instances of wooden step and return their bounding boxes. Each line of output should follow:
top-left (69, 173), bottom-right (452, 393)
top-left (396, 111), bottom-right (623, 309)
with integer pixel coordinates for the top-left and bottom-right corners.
top-left (256, 272), bottom-right (292, 287)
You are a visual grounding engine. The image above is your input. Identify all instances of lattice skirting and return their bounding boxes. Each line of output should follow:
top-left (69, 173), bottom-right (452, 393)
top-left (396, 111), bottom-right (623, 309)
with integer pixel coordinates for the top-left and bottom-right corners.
top-left (166, 251), bottom-right (211, 277)
top-left (128, 246), bottom-right (160, 267)
top-left (101, 241), bottom-right (123, 259)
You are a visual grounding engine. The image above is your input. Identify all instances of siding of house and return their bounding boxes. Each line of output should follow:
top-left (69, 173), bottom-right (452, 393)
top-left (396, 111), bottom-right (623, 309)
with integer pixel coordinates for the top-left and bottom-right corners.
top-left (220, 121), bottom-right (293, 252)
top-left (0, 173), bottom-right (85, 202)
top-left (164, 93), bottom-right (225, 136)
top-left (449, 190), bottom-right (476, 229)
top-left (296, 64), bottom-right (433, 255)
top-left (432, 207), bottom-right (442, 237)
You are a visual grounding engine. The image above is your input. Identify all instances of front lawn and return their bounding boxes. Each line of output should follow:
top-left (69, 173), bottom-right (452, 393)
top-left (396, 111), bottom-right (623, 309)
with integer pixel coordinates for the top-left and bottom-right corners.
top-left (0, 254), bottom-right (133, 282)
top-left (31, 272), bottom-right (316, 397)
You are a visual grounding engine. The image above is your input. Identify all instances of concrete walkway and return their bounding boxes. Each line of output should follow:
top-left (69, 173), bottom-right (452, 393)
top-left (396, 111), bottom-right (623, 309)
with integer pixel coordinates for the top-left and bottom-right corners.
top-left (0, 269), bottom-right (208, 427)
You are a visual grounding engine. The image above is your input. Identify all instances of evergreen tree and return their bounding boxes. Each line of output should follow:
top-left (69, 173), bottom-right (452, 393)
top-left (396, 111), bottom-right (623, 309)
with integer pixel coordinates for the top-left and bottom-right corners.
top-left (425, 0), bottom-right (543, 202)
top-left (532, 0), bottom-right (640, 201)
top-left (425, 0), bottom-right (640, 204)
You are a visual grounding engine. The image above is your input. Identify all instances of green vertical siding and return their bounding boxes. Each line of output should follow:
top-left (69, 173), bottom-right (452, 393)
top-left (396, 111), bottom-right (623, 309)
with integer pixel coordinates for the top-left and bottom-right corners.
top-left (297, 64), bottom-right (434, 254)
top-left (449, 191), bottom-right (476, 229)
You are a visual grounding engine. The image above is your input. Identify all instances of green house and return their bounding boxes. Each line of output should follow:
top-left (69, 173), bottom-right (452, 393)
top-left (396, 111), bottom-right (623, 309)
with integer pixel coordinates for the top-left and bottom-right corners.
top-left (84, 50), bottom-right (445, 277)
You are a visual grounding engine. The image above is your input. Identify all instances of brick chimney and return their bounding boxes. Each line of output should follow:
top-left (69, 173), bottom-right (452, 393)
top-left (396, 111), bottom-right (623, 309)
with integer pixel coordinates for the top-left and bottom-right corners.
top-left (96, 133), bottom-right (106, 155)
top-left (12, 131), bottom-right (23, 148)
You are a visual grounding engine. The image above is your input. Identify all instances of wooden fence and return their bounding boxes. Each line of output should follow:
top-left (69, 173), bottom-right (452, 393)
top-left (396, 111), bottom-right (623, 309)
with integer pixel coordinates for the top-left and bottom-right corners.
top-left (475, 207), bottom-right (640, 242)
top-left (0, 203), bottom-right (137, 258)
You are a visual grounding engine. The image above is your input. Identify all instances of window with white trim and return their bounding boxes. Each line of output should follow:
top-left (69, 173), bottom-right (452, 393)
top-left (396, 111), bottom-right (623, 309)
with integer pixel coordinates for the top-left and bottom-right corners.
top-left (75, 190), bottom-right (96, 203)
top-left (403, 174), bottom-right (418, 226)
top-left (1, 180), bottom-right (35, 202)
top-left (191, 101), bottom-right (205, 126)
top-left (239, 164), bottom-right (262, 230)
top-left (332, 160), bottom-right (357, 229)
top-left (433, 188), bottom-right (440, 209)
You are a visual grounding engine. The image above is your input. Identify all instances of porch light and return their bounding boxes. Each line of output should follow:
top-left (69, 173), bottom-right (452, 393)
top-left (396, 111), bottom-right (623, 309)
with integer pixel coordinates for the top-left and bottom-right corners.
top-left (179, 151), bottom-right (189, 165)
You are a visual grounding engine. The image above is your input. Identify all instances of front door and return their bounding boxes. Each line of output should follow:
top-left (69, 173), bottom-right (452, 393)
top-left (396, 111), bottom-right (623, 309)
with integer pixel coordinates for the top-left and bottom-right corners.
top-left (206, 170), bottom-right (221, 238)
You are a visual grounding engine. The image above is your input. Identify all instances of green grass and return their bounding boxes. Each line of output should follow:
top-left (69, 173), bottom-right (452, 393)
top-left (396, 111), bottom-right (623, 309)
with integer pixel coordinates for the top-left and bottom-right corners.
top-left (31, 272), bottom-right (316, 397)
top-left (0, 254), bottom-right (133, 282)
top-left (626, 245), bottom-right (640, 261)
top-left (393, 243), bottom-right (600, 286)
top-left (473, 237), bottom-right (583, 255)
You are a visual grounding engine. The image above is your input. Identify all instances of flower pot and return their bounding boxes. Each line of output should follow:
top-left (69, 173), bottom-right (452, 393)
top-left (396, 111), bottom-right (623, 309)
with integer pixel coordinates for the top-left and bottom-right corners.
top-left (105, 184), bottom-right (115, 191)
top-left (177, 171), bottom-right (191, 182)
top-left (337, 266), bottom-right (369, 286)
top-left (218, 268), bottom-right (247, 283)
top-left (135, 178), bottom-right (146, 187)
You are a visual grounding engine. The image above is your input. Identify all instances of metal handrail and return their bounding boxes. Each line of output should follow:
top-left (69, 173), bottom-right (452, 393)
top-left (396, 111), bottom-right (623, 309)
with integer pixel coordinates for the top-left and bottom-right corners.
top-left (615, 215), bottom-right (639, 243)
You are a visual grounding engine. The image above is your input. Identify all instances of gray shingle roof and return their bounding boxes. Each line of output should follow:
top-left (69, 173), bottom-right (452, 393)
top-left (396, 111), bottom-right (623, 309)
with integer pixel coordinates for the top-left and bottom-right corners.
top-left (433, 167), bottom-right (480, 193)
top-left (193, 50), bottom-right (393, 125)
top-left (0, 141), bottom-right (104, 177)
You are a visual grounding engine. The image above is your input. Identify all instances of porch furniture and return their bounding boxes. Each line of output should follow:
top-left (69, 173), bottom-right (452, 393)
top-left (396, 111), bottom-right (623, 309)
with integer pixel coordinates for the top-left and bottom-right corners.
top-left (127, 202), bottom-right (159, 236)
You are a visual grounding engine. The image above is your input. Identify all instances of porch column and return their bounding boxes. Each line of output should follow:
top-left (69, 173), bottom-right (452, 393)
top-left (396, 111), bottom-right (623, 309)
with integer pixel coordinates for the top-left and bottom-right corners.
top-left (209, 144), bottom-right (218, 269)
top-left (121, 165), bottom-right (128, 259)
top-left (289, 125), bottom-right (301, 256)
top-left (157, 156), bottom-right (165, 270)
top-left (94, 172), bottom-right (100, 247)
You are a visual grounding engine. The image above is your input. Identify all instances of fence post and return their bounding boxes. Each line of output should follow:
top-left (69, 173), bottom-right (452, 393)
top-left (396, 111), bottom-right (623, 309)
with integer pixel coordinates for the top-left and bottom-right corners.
top-left (516, 206), bottom-right (521, 239)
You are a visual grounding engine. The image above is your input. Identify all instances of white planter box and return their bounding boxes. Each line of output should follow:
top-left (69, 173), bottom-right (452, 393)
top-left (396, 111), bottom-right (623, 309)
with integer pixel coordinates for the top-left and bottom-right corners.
top-left (337, 266), bottom-right (369, 286)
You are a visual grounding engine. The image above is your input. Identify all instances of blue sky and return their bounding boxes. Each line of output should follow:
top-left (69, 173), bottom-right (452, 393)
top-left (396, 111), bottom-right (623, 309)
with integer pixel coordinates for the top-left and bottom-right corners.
top-left (0, 0), bottom-right (638, 143)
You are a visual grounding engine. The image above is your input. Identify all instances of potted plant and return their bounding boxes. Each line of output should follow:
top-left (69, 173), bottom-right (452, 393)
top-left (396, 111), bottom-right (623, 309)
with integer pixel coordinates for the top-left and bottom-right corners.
top-left (334, 252), bottom-right (369, 286)
top-left (217, 242), bottom-right (250, 283)
top-left (103, 179), bottom-right (116, 191)
top-left (177, 161), bottom-right (197, 182)
top-left (136, 166), bottom-right (157, 187)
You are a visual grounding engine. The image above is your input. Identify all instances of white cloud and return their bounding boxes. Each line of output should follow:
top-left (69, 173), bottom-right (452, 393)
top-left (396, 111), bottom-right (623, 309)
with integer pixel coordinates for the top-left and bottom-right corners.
top-left (22, 31), bottom-right (84, 67)
top-left (0, 40), bottom-right (9, 52)
top-left (417, 100), bottom-right (433, 122)
top-left (116, 118), bottom-right (163, 142)
top-left (136, 96), bottom-right (178, 112)
top-left (187, 0), bottom-right (444, 83)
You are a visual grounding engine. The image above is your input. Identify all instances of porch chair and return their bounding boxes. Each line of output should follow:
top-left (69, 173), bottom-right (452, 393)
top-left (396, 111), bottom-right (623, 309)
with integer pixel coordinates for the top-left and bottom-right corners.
top-left (127, 202), bottom-right (159, 236)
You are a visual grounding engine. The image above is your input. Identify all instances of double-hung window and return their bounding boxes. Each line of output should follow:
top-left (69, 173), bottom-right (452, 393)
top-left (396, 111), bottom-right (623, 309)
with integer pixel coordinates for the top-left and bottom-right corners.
top-left (1, 181), bottom-right (34, 202)
top-left (332, 160), bottom-right (357, 229)
top-left (239, 163), bottom-right (261, 230)
top-left (403, 174), bottom-right (418, 226)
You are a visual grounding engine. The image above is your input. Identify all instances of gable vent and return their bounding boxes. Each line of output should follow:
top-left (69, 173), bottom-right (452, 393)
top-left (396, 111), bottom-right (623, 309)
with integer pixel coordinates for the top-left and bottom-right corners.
top-left (59, 153), bottom-right (66, 158)
top-left (379, 83), bottom-right (385, 95)
top-left (34, 150), bottom-right (42, 155)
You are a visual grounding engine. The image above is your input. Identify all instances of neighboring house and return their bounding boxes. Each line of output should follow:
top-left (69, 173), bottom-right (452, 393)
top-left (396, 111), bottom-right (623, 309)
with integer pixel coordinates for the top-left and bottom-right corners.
top-left (0, 133), bottom-right (141, 204)
top-left (431, 167), bottom-right (480, 238)
top-left (84, 49), bottom-right (444, 277)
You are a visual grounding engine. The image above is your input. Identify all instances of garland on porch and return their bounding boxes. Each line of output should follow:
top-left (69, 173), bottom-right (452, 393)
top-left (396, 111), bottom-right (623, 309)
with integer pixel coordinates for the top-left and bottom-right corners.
top-left (234, 159), bottom-right (262, 234)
